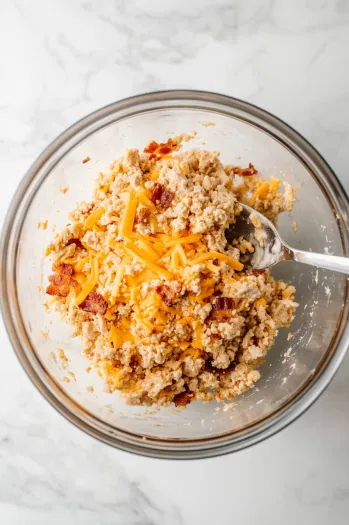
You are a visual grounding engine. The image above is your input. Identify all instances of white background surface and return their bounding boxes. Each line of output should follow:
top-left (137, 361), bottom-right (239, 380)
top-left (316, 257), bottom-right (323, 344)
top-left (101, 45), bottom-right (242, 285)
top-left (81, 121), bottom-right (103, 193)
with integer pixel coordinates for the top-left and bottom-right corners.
top-left (1, 1), bottom-right (349, 524)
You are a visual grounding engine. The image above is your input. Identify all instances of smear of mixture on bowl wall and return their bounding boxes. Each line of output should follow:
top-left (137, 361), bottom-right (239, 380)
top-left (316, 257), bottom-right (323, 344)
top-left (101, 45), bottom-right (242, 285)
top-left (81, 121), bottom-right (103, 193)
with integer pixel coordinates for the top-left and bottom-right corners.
top-left (44, 134), bottom-right (297, 407)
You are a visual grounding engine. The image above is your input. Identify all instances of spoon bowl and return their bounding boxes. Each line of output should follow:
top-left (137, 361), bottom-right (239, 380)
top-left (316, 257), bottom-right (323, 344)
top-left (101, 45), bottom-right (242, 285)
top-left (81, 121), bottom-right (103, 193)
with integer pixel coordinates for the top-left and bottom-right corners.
top-left (228, 202), bottom-right (349, 274)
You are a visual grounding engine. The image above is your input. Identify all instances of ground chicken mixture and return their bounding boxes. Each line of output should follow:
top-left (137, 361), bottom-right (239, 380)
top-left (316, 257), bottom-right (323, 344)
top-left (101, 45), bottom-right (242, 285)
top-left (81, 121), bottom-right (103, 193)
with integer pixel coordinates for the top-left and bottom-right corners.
top-left (45, 136), bottom-right (297, 407)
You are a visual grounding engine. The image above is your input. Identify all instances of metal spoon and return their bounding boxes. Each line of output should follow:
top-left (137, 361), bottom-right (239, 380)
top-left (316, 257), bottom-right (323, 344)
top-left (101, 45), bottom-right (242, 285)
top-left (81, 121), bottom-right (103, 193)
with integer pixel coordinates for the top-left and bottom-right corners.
top-left (225, 203), bottom-right (349, 274)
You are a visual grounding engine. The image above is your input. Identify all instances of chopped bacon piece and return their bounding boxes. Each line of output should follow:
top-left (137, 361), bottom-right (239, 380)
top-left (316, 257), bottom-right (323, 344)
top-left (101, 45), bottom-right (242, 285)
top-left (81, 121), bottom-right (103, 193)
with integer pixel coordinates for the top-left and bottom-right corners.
top-left (205, 357), bottom-right (237, 374)
top-left (211, 310), bottom-right (232, 322)
top-left (78, 292), bottom-right (108, 315)
top-left (52, 262), bottom-right (74, 275)
top-left (209, 333), bottom-right (222, 340)
top-left (233, 163), bottom-right (258, 176)
top-left (129, 356), bottom-right (139, 372)
top-left (46, 276), bottom-right (73, 297)
top-left (143, 141), bottom-right (158, 157)
top-left (67, 238), bottom-right (84, 249)
top-left (49, 275), bottom-right (69, 287)
top-left (46, 263), bottom-right (77, 297)
top-left (214, 297), bottom-right (234, 310)
top-left (144, 138), bottom-right (178, 161)
top-left (149, 183), bottom-right (164, 204)
top-left (135, 207), bottom-right (150, 225)
top-left (211, 310), bottom-right (232, 323)
top-left (208, 296), bottom-right (236, 323)
top-left (160, 190), bottom-right (173, 209)
top-left (149, 183), bottom-right (174, 209)
top-left (173, 387), bottom-right (194, 407)
top-left (158, 145), bottom-right (172, 155)
top-left (251, 269), bottom-right (266, 276)
top-left (156, 282), bottom-right (183, 306)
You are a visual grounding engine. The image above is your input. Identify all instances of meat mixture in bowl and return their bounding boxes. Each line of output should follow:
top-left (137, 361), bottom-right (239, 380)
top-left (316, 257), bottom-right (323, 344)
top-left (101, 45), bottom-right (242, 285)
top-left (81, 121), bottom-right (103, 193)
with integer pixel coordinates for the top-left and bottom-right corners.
top-left (45, 136), bottom-right (297, 407)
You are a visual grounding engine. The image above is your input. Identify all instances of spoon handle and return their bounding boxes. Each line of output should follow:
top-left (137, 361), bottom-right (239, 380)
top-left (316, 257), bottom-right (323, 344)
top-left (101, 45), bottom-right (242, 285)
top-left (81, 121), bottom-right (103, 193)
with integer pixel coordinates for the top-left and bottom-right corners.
top-left (288, 247), bottom-right (349, 274)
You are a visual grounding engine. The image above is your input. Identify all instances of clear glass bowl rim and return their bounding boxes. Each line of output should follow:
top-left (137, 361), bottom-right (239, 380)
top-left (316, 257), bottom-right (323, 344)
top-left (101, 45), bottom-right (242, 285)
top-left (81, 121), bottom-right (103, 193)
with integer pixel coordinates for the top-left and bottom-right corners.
top-left (1, 89), bottom-right (349, 459)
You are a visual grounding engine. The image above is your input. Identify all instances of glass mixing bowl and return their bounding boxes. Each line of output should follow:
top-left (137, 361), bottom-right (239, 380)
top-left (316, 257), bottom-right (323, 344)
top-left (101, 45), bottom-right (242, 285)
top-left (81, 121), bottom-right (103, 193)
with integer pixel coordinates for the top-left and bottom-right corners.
top-left (1, 90), bottom-right (349, 459)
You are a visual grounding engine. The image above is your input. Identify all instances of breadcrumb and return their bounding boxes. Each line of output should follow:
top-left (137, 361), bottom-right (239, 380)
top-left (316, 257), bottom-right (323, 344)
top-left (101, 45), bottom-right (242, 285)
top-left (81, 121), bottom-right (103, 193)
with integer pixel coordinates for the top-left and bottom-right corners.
top-left (37, 220), bottom-right (48, 230)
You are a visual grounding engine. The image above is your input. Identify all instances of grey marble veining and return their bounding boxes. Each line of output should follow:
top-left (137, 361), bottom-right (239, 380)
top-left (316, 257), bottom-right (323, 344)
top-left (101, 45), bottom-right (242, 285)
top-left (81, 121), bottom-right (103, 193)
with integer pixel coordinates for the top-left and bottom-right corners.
top-left (1, 0), bottom-right (349, 524)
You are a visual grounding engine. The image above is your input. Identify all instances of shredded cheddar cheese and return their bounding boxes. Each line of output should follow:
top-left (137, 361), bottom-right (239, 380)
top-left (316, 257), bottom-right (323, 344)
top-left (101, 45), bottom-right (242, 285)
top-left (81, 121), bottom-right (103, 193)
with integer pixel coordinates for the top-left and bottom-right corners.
top-left (255, 297), bottom-right (267, 308)
top-left (176, 244), bottom-right (187, 265)
top-left (149, 217), bottom-right (157, 230)
top-left (74, 255), bottom-right (99, 305)
top-left (85, 206), bottom-right (105, 229)
top-left (159, 246), bottom-right (176, 262)
top-left (191, 322), bottom-right (203, 349)
top-left (270, 177), bottom-right (280, 192)
top-left (137, 239), bottom-right (160, 260)
top-left (178, 342), bottom-right (191, 350)
top-left (135, 314), bottom-right (155, 332)
top-left (189, 251), bottom-right (243, 271)
top-left (249, 182), bottom-right (270, 205)
top-left (110, 325), bottom-right (123, 349)
top-left (73, 272), bottom-right (86, 283)
top-left (164, 234), bottom-right (201, 247)
top-left (155, 233), bottom-right (172, 242)
top-left (120, 193), bottom-right (138, 238)
top-left (136, 188), bottom-right (156, 209)
top-left (111, 261), bottom-right (125, 302)
top-left (170, 248), bottom-right (180, 271)
top-left (73, 257), bottom-right (88, 273)
top-left (222, 274), bottom-right (237, 285)
top-left (124, 243), bottom-right (174, 280)
top-left (206, 262), bottom-right (220, 273)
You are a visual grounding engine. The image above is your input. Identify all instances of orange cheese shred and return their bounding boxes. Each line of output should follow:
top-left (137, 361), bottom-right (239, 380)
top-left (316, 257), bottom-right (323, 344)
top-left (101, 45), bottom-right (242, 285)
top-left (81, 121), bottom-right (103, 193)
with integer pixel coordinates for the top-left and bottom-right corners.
top-left (85, 206), bottom-right (105, 230)
top-left (120, 193), bottom-right (138, 238)
top-left (74, 255), bottom-right (99, 305)
top-left (189, 251), bottom-right (243, 271)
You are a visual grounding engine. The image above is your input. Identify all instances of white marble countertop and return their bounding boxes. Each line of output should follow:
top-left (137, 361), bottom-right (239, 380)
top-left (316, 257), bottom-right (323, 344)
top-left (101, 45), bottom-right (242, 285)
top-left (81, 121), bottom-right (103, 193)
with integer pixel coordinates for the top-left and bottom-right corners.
top-left (1, 1), bottom-right (349, 523)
